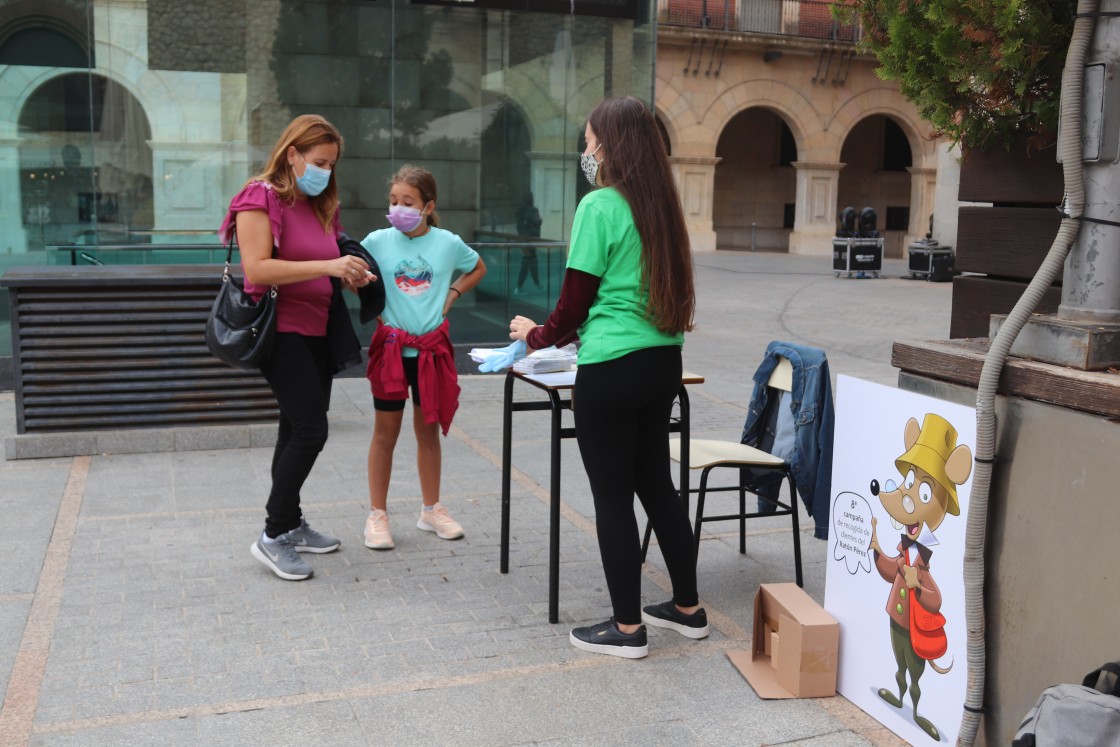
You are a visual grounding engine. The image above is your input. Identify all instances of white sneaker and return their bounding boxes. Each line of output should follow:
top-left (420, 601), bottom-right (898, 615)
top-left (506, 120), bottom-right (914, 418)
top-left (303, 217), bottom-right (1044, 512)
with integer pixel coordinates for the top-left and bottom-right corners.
top-left (416, 502), bottom-right (464, 540)
top-left (364, 509), bottom-right (394, 550)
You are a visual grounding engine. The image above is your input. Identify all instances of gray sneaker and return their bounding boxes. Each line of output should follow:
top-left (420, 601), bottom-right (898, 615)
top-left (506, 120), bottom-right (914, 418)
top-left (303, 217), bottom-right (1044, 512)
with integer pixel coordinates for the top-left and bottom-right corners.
top-left (250, 532), bottom-right (313, 581)
top-left (287, 519), bottom-right (340, 553)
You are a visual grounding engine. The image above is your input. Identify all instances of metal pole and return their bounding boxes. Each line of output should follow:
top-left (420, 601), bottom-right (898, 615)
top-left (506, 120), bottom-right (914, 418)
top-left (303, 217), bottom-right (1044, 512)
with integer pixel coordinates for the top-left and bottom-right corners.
top-left (751, 222), bottom-right (757, 251)
top-left (1059, 0), bottom-right (1120, 325)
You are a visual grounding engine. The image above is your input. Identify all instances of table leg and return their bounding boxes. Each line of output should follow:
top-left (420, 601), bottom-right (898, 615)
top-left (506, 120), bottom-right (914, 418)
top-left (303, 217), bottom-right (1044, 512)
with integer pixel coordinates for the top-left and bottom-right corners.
top-left (500, 372), bottom-right (514, 574)
top-left (548, 389), bottom-right (562, 625)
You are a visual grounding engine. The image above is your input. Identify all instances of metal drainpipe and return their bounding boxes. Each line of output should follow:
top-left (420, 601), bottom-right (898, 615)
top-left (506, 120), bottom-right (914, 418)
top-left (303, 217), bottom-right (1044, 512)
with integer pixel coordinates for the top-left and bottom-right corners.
top-left (956, 2), bottom-right (1095, 745)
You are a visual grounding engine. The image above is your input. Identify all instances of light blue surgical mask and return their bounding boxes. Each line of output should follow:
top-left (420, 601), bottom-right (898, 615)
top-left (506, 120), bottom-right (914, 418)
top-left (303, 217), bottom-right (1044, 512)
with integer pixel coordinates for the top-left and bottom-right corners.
top-left (294, 152), bottom-right (331, 197)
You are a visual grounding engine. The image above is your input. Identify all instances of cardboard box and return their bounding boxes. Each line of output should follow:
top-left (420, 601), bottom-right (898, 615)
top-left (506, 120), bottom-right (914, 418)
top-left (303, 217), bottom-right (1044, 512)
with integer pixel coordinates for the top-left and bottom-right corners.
top-left (727, 583), bottom-right (839, 699)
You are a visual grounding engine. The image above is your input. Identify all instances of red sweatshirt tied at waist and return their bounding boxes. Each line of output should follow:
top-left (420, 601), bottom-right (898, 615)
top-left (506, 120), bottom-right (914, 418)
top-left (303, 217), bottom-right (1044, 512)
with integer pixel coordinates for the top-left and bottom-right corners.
top-left (366, 319), bottom-right (460, 435)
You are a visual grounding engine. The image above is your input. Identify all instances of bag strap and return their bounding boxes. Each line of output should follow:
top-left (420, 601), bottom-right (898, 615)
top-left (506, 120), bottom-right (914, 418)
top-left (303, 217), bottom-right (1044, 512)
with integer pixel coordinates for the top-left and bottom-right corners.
top-left (222, 229), bottom-right (237, 278)
top-left (1082, 662), bottom-right (1120, 696)
top-left (222, 226), bottom-right (278, 296)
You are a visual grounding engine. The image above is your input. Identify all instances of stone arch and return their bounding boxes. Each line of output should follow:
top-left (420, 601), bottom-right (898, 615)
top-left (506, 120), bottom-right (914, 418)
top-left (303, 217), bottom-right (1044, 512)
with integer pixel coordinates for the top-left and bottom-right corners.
top-left (654, 104), bottom-right (679, 155)
top-left (478, 95), bottom-right (535, 234)
top-left (833, 102), bottom-right (940, 255)
top-left (17, 71), bottom-right (155, 248)
top-left (712, 105), bottom-right (800, 251)
top-left (499, 66), bottom-right (554, 148)
top-left (0, 51), bottom-right (187, 144)
top-left (826, 88), bottom-right (937, 169)
top-left (699, 79), bottom-right (818, 161)
top-left (489, 67), bottom-right (580, 242)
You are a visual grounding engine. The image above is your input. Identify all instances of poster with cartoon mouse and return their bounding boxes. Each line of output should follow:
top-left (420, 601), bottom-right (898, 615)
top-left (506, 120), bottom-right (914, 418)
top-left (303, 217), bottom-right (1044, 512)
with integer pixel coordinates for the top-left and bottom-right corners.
top-left (824, 376), bottom-right (974, 745)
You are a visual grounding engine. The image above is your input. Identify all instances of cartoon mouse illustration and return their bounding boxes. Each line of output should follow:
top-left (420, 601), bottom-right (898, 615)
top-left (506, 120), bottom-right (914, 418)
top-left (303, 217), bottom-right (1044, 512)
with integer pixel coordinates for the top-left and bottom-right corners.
top-left (868, 413), bottom-right (972, 742)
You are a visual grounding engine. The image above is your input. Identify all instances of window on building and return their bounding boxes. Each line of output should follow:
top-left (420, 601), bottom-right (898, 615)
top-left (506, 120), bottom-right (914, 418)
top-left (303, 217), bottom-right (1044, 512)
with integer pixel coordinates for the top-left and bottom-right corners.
top-left (0, 26), bottom-right (90, 68)
top-left (885, 206), bottom-right (910, 231)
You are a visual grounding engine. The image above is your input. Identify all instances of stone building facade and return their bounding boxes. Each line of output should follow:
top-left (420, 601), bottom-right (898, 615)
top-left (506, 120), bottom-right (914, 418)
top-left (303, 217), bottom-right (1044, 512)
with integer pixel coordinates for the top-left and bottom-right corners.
top-left (654, 6), bottom-right (944, 256)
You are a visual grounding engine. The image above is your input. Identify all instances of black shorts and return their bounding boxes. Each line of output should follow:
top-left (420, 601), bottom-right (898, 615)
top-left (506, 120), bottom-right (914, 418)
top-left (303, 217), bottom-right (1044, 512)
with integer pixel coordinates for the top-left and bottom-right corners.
top-left (373, 355), bottom-right (422, 411)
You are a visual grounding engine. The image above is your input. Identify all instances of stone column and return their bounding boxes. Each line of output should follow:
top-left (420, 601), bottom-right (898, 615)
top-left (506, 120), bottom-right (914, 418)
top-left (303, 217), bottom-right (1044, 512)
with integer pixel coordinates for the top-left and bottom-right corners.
top-left (670, 155), bottom-right (720, 253)
top-left (0, 139), bottom-right (28, 253)
top-left (527, 150), bottom-right (578, 241)
top-left (789, 161), bottom-right (843, 256)
top-left (907, 165), bottom-right (938, 245)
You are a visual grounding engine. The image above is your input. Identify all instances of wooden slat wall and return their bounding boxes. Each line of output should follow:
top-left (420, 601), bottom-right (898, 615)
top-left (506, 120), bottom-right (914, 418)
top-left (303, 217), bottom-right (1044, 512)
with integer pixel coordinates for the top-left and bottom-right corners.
top-left (955, 207), bottom-right (1063, 280)
top-left (2, 266), bottom-right (277, 434)
top-left (949, 275), bottom-right (1062, 339)
top-left (956, 145), bottom-right (1064, 204)
top-left (952, 143), bottom-right (1065, 338)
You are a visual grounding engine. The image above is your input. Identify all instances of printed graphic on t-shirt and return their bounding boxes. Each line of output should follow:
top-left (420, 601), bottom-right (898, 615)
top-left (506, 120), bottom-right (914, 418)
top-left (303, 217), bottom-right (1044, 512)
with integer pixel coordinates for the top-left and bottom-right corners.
top-left (394, 256), bottom-right (433, 296)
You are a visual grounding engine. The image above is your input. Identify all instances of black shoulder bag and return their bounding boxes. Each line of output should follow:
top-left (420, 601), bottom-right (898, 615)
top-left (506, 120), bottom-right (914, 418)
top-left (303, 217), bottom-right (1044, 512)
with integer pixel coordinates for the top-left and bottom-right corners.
top-left (205, 231), bottom-right (278, 369)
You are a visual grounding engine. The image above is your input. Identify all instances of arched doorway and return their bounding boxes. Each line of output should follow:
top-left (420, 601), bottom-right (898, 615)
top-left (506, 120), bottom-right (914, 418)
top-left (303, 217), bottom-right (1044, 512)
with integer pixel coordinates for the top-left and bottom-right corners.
top-left (655, 115), bottom-right (671, 155)
top-left (479, 97), bottom-right (533, 238)
top-left (18, 73), bottom-right (153, 250)
top-left (714, 107), bottom-right (797, 251)
top-left (838, 115), bottom-right (913, 257)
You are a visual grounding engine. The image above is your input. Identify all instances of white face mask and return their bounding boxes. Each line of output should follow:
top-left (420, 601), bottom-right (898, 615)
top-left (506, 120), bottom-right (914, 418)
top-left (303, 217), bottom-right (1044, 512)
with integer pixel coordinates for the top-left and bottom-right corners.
top-left (580, 143), bottom-right (602, 186)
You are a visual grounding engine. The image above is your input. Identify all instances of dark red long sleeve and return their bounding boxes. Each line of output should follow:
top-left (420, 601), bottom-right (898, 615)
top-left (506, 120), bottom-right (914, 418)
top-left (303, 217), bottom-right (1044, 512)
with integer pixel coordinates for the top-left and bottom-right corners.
top-left (525, 269), bottom-right (600, 350)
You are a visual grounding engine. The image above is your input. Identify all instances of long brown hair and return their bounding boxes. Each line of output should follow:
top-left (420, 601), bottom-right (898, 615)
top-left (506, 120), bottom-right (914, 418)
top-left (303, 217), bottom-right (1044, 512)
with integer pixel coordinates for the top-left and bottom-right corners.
top-left (587, 96), bottom-right (695, 333)
top-left (251, 114), bottom-right (343, 233)
top-left (390, 164), bottom-right (441, 227)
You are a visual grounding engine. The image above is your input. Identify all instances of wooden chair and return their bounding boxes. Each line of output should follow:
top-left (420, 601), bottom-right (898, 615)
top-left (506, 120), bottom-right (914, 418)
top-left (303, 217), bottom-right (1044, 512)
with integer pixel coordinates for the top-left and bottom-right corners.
top-left (668, 355), bottom-right (803, 586)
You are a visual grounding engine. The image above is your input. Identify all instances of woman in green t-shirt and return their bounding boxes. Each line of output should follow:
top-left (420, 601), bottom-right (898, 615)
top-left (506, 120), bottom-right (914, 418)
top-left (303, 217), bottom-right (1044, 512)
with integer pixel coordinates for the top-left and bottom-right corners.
top-left (509, 97), bottom-right (705, 659)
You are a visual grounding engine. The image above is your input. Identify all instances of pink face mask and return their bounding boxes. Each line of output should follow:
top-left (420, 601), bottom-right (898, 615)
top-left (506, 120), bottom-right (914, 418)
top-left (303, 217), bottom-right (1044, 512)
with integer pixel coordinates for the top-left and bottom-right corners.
top-left (387, 204), bottom-right (425, 233)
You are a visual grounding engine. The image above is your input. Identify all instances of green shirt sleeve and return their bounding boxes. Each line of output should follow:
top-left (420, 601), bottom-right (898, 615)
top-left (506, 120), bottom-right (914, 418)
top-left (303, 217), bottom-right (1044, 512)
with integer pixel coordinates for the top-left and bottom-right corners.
top-left (566, 195), bottom-right (611, 277)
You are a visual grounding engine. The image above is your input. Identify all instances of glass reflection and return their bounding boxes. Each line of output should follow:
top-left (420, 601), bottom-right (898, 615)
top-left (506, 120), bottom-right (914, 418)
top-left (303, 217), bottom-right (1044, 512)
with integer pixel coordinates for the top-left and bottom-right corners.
top-left (0, 0), bottom-right (655, 362)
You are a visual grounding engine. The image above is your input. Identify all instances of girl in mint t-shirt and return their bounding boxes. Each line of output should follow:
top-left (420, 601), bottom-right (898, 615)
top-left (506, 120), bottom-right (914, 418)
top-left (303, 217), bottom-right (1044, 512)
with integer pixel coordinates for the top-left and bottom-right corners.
top-left (360, 165), bottom-right (487, 551)
top-left (509, 97), bottom-right (702, 659)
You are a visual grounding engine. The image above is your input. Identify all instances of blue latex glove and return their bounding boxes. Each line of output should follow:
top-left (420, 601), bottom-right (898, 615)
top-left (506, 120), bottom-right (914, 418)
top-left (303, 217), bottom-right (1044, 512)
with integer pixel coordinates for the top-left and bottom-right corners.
top-left (478, 339), bottom-right (527, 373)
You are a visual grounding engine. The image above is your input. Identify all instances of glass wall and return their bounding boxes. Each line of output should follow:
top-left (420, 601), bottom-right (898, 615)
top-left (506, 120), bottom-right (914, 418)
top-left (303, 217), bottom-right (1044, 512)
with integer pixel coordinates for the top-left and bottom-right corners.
top-left (0, 0), bottom-right (656, 361)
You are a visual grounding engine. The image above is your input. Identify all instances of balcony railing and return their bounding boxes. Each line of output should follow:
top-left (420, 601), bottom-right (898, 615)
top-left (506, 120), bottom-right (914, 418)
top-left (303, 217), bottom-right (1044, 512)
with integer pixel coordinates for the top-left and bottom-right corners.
top-left (658, 0), bottom-right (862, 43)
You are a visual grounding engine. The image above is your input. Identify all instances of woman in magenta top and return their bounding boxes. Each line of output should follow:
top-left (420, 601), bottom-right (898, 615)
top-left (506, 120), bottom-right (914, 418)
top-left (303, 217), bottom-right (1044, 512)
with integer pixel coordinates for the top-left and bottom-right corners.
top-left (219, 114), bottom-right (373, 582)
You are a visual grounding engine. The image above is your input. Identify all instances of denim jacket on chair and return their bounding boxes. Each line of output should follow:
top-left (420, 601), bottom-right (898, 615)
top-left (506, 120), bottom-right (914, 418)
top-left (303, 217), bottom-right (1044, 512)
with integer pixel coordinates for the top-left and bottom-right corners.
top-left (741, 340), bottom-right (835, 539)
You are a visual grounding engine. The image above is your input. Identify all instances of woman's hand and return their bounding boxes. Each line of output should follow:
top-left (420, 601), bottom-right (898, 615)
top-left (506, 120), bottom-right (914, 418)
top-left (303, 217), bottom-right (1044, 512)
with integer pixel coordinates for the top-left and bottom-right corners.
top-left (237, 212), bottom-right (375, 288)
top-left (342, 270), bottom-right (376, 293)
top-left (509, 315), bottom-right (537, 342)
top-left (329, 255), bottom-right (371, 284)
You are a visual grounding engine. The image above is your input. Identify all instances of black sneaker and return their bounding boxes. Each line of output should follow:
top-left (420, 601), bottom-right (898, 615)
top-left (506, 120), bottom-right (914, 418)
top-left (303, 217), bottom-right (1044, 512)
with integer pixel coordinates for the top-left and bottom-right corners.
top-left (641, 601), bottom-right (710, 639)
top-left (569, 619), bottom-right (648, 659)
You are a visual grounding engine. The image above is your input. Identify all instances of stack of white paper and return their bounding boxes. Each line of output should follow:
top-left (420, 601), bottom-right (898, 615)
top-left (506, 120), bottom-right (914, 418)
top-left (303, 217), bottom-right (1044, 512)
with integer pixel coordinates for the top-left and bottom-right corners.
top-left (513, 344), bottom-right (577, 374)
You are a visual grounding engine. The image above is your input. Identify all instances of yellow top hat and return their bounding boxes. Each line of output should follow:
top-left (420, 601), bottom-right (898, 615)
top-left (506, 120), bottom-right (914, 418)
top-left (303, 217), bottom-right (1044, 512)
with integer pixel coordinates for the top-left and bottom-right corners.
top-left (895, 413), bottom-right (961, 516)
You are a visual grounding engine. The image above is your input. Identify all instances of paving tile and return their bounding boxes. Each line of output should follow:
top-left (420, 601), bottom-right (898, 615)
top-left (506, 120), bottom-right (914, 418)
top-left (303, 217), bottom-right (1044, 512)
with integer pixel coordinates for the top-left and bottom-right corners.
top-left (4, 254), bottom-right (943, 746)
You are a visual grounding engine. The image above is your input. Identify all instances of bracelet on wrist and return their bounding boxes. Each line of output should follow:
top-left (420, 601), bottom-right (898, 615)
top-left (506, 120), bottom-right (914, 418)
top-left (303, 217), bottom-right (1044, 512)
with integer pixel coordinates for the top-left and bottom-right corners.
top-left (449, 287), bottom-right (461, 298)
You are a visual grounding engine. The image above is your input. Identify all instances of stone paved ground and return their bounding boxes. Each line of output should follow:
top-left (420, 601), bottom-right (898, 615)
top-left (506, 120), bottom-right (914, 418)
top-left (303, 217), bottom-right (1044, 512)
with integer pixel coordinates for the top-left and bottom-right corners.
top-left (0, 253), bottom-right (950, 745)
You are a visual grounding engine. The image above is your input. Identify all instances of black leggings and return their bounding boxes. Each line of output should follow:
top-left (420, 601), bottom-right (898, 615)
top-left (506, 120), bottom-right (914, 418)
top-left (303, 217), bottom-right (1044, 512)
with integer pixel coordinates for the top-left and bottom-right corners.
top-left (573, 345), bottom-right (698, 625)
top-left (260, 333), bottom-right (332, 537)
